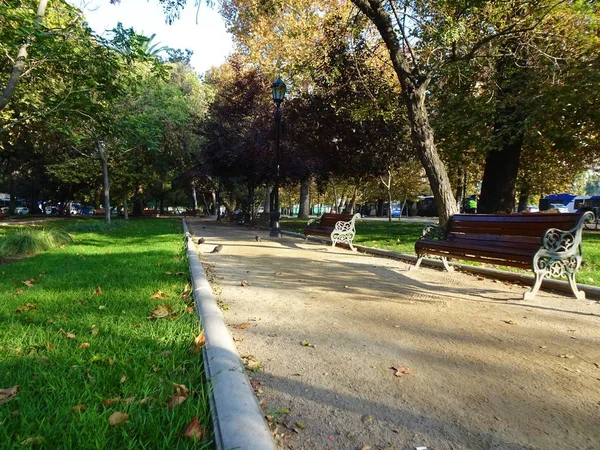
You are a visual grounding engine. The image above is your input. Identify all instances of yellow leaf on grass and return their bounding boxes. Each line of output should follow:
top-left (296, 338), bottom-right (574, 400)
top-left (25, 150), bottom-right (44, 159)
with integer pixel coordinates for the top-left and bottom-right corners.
top-left (0, 386), bottom-right (19, 405)
top-left (150, 305), bottom-right (173, 319)
top-left (184, 417), bottom-right (205, 439)
top-left (14, 289), bottom-right (23, 296)
top-left (103, 398), bottom-right (120, 407)
top-left (167, 395), bottom-right (187, 409)
top-left (79, 343), bottom-right (90, 350)
top-left (90, 325), bottom-right (99, 336)
top-left (22, 280), bottom-right (34, 288)
top-left (108, 411), bottom-right (128, 426)
top-left (72, 404), bottom-right (87, 412)
top-left (120, 375), bottom-right (127, 383)
top-left (192, 332), bottom-right (205, 353)
top-left (93, 286), bottom-right (103, 296)
top-left (20, 436), bottom-right (44, 445)
top-left (172, 383), bottom-right (189, 397)
top-left (151, 291), bottom-right (167, 300)
top-left (66, 333), bottom-right (76, 339)
top-left (14, 303), bottom-right (36, 314)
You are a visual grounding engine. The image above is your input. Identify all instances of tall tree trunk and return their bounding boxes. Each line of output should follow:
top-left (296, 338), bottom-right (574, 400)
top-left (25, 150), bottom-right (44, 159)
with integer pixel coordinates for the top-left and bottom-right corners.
top-left (517, 186), bottom-right (530, 213)
top-left (123, 191), bottom-right (129, 220)
top-left (264, 183), bottom-right (271, 214)
top-left (298, 176), bottom-right (310, 219)
top-left (348, 186), bottom-right (358, 214)
top-left (456, 167), bottom-right (465, 212)
top-left (0, 0), bottom-right (49, 111)
top-left (479, 55), bottom-right (526, 214)
top-left (351, 0), bottom-right (458, 224)
top-left (97, 141), bottom-right (110, 225)
top-left (192, 182), bottom-right (198, 210)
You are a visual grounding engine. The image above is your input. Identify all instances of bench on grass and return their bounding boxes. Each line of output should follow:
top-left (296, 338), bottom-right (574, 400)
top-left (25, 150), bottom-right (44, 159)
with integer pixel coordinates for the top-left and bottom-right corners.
top-left (413, 212), bottom-right (594, 300)
top-left (304, 213), bottom-right (361, 251)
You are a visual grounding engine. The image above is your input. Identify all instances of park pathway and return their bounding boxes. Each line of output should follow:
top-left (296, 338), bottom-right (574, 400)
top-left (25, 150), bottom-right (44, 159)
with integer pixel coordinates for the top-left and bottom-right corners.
top-left (186, 218), bottom-right (600, 450)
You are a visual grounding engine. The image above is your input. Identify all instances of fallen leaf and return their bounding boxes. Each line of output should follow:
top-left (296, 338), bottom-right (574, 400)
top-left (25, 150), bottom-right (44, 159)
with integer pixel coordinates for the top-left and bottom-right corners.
top-left (301, 341), bottom-right (315, 348)
top-left (150, 305), bottom-right (173, 319)
top-left (0, 386), bottom-right (19, 405)
top-left (361, 414), bottom-right (373, 423)
top-left (22, 280), bottom-right (34, 288)
top-left (295, 421), bottom-right (306, 430)
top-left (186, 306), bottom-right (194, 313)
top-left (72, 404), bottom-right (87, 412)
top-left (503, 320), bottom-right (515, 325)
top-left (559, 354), bottom-right (575, 359)
top-left (477, 276), bottom-right (484, 281)
top-left (173, 383), bottom-right (189, 397)
top-left (192, 332), bottom-right (205, 353)
top-left (14, 303), bottom-right (37, 314)
top-left (103, 398), bottom-right (120, 407)
top-left (14, 289), bottom-right (23, 296)
top-left (167, 395), bottom-right (187, 409)
top-left (108, 411), bottom-right (128, 426)
top-left (78, 343), bottom-right (90, 350)
top-left (151, 291), bottom-right (167, 300)
top-left (66, 333), bottom-right (76, 339)
top-left (240, 280), bottom-right (250, 287)
top-left (93, 286), bottom-right (103, 296)
top-left (90, 325), bottom-right (99, 336)
top-left (184, 417), bottom-right (205, 439)
top-left (20, 436), bottom-right (44, 446)
top-left (390, 366), bottom-right (414, 377)
top-left (165, 272), bottom-right (172, 275)
top-left (232, 322), bottom-right (251, 329)
top-left (120, 375), bottom-right (126, 383)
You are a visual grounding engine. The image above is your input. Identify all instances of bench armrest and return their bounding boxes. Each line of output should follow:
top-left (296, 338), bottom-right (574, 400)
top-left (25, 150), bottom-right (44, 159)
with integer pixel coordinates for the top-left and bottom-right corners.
top-left (541, 211), bottom-right (594, 255)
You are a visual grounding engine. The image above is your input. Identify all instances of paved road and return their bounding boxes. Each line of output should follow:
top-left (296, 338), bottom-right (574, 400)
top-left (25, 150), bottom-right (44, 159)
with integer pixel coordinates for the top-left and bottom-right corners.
top-left (187, 218), bottom-right (600, 450)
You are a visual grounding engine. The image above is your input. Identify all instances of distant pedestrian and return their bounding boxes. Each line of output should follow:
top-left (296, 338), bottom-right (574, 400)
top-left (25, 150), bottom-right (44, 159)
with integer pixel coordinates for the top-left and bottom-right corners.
top-left (468, 196), bottom-right (477, 214)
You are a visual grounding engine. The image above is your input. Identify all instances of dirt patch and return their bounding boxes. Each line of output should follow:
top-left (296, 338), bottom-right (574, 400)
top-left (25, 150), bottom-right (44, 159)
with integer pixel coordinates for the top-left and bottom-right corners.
top-left (188, 219), bottom-right (600, 450)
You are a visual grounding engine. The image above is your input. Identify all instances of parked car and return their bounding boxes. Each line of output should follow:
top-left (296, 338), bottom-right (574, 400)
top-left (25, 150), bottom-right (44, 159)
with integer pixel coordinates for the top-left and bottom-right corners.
top-left (15, 206), bottom-right (29, 215)
top-left (550, 203), bottom-right (569, 213)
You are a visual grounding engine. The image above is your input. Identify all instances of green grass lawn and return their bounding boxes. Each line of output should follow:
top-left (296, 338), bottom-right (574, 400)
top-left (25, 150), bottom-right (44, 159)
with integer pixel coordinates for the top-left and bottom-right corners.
top-left (0, 219), bottom-right (212, 449)
top-left (282, 217), bottom-right (600, 287)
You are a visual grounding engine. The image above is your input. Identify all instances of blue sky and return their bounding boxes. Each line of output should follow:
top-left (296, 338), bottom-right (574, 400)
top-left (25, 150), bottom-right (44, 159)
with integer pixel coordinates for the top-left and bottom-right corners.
top-left (70, 0), bottom-right (234, 74)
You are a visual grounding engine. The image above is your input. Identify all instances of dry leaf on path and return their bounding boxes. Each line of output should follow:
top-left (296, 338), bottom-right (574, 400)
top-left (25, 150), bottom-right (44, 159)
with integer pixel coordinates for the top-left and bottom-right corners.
top-left (108, 411), bottom-right (129, 425)
top-left (192, 332), bottom-right (205, 353)
top-left (559, 354), bottom-right (575, 359)
top-left (151, 291), bottom-right (167, 299)
top-left (93, 286), bottom-right (103, 295)
top-left (390, 366), bottom-right (414, 377)
top-left (0, 386), bottom-right (19, 405)
top-left (240, 280), bottom-right (250, 287)
top-left (301, 341), bottom-right (315, 348)
top-left (232, 322), bottom-right (251, 329)
top-left (184, 417), bottom-right (205, 439)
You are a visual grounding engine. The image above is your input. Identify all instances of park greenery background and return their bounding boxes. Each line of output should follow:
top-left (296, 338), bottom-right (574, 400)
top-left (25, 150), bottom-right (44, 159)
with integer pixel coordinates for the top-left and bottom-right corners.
top-left (0, 1), bottom-right (599, 222)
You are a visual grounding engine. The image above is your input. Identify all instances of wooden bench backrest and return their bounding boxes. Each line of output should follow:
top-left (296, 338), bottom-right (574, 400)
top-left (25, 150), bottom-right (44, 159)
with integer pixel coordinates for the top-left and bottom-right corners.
top-left (319, 213), bottom-right (356, 228)
top-left (447, 213), bottom-right (583, 251)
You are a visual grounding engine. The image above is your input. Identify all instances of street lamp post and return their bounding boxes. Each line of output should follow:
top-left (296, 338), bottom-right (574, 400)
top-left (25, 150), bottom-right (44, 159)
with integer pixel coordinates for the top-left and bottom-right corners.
top-left (270, 77), bottom-right (286, 237)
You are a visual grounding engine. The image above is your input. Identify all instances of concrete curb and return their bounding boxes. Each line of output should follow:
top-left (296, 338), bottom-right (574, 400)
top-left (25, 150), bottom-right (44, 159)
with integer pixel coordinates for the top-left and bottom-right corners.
top-left (183, 220), bottom-right (276, 450)
top-left (280, 230), bottom-right (600, 300)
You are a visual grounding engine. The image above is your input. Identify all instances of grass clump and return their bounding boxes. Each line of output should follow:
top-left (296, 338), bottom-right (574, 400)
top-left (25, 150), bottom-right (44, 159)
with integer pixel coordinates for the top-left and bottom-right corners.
top-left (0, 228), bottom-right (72, 257)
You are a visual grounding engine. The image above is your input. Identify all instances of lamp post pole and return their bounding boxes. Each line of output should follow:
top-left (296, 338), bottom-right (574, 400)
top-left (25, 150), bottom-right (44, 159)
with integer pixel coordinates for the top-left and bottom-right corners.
top-left (270, 78), bottom-right (286, 238)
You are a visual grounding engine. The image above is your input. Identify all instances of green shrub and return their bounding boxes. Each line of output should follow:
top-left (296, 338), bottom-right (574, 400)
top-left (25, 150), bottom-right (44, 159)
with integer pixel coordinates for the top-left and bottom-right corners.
top-left (0, 228), bottom-right (72, 257)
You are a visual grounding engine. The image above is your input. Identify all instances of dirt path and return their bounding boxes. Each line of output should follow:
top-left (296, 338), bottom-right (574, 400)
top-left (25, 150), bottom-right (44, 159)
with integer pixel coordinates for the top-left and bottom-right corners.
top-left (187, 219), bottom-right (600, 450)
